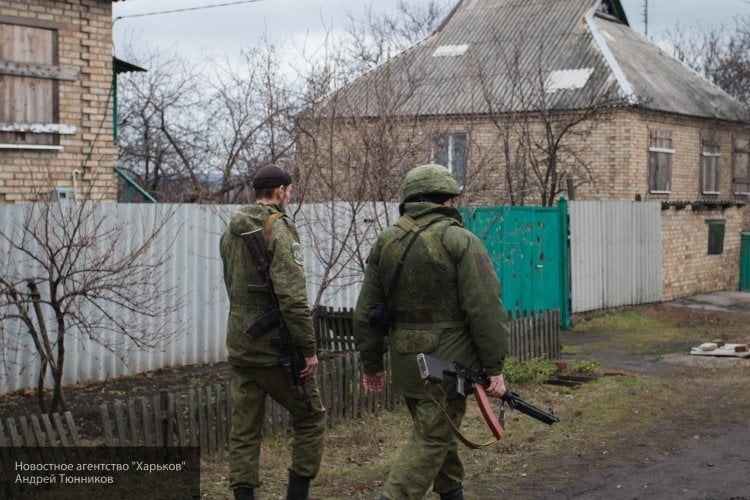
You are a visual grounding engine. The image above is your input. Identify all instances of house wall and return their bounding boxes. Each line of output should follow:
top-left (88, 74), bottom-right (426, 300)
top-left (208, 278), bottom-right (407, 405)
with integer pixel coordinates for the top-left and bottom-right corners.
top-left (661, 205), bottom-right (743, 300)
top-left (466, 109), bottom-right (748, 298)
top-left (601, 110), bottom-right (750, 204)
top-left (590, 111), bottom-right (747, 299)
top-left (0, 0), bottom-right (117, 203)
top-left (296, 108), bottom-right (749, 300)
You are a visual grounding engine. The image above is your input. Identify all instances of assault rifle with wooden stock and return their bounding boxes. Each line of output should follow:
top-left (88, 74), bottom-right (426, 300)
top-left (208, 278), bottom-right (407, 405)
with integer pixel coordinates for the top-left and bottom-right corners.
top-left (241, 228), bottom-right (313, 414)
top-left (417, 353), bottom-right (558, 446)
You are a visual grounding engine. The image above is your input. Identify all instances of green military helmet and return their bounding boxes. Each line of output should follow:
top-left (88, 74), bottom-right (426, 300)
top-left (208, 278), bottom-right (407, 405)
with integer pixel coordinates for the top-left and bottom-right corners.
top-left (402, 163), bottom-right (461, 202)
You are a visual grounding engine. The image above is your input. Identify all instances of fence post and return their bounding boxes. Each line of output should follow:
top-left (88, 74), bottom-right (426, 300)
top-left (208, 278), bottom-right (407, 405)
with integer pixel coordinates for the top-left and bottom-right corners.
top-left (558, 195), bottom-right (571, 329)
top-left (160, 390), bottom-right (170, 448)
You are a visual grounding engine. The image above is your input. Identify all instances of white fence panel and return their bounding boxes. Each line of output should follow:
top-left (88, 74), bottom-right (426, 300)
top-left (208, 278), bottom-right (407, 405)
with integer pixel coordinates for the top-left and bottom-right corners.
top-left (570, 201), bottom-right (661, 312)
top-left (1, 199), bottom-right (667, 393)
top-left (0, 202), bottom-right (397, 395)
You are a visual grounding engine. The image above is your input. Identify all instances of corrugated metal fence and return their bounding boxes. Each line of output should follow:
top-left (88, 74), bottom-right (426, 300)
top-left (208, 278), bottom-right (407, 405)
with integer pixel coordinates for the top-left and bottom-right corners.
top-left (1, 200), bottom-right (661, 394)
top-left (0, 202), bottom-right (398, 395)
top-left (569, 201), bottom-right (662, 312)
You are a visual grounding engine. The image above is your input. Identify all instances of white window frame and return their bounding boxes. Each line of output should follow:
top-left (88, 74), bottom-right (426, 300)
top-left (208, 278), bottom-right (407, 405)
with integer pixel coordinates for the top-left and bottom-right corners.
top-left (700, 138), bottom-right (721, 195)
top-left (433, 132), bottom-right (468, 187)
top-left (648, 147), bottom-right (673, 194)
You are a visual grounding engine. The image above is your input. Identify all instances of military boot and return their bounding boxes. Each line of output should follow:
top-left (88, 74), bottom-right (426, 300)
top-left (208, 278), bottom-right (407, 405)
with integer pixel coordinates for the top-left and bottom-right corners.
top-left (439, 485), bottom-right (464, 500)
top-left (233, 487), bottom-right (254, 500)
top-left (286, 471), bottom-right (311, 500)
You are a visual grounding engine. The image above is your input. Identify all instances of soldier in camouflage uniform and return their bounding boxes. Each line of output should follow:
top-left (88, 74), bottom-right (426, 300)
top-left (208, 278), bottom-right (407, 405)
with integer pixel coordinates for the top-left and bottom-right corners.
top-left (354, 164), bottom-right (509, 500)
top-left (220, 164), bottom-right (326, 500)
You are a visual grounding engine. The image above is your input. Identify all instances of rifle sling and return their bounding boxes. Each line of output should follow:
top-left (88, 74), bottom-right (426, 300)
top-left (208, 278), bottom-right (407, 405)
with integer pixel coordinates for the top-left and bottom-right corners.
top-left (264, 212), bottom-right (282, 247)
top-left (424, 381), bottom-right (503, 450)
top-left (242, 211), bottom-right (284, 340)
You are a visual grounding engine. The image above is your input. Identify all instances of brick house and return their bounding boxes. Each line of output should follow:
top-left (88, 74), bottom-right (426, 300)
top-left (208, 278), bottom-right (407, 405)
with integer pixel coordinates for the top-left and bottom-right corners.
top-left (295, 0), bottom-right (750, 300)
top-left (0, 0), bottom-right (125, 203)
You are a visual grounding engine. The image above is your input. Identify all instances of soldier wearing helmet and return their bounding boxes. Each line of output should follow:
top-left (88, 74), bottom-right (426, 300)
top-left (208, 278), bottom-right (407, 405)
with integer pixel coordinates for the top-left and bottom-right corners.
top-left (354, 164), bottom-right (509, 500)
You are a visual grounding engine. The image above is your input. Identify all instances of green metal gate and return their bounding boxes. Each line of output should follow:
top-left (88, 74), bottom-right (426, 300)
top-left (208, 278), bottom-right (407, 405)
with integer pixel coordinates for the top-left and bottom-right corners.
top-left (741, 233), bottom-right (750, 292)
top-left (459, 197), bottom-right (570, 328)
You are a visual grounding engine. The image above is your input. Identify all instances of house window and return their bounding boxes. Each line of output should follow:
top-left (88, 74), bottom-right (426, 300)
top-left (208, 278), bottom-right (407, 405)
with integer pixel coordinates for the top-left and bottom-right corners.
top-left (701, 137), bottom-right (720, 194)
top-left (434, 132), bottom-right (467, 186)
top-left (648, 129), bottom-right (673, 193)
top-left (733, 137), bottom-right (750, 195)
top-left (0, 17), bottom-right (77, 150)
top-left (706, 219), bottom-right (725, 255)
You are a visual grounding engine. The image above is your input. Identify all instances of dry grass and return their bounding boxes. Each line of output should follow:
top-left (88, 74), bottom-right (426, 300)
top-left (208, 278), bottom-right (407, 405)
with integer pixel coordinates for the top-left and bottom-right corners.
top-left (200, 305), bottom-right (750, 498)
top-left (200, 376), bottom-right (674, 499)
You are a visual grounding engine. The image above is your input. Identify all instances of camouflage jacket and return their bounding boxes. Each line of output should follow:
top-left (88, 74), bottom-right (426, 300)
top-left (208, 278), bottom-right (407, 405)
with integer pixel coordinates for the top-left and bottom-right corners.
top-left (354, 202), bottom-right (508, 398)
top-left (220, 203), bottom-right (315, 366)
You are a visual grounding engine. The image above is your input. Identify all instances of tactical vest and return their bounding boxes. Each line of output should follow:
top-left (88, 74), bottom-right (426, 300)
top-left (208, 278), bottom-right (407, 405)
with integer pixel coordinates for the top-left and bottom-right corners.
top-left (377, 213), bottom-right (465, 330)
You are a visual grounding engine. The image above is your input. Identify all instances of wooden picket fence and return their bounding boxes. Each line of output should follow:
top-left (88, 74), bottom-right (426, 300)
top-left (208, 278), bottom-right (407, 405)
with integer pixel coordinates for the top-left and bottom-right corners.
top-left (96, 351), bottom-right (396, 452)
top-left (315, 306), bottom-right (561, 361)
top-left (0, 412), bottom-right (81, 452)
top-left (315, 306), bottom-right (357, 352)
top-left (2, 308), bottom-right (559, 461)
top-left (506, 309), bottom-right (561, 362)
top-left (0, 412), bottom-right (82, 497)
top-left (98, 384), bottom-right (230, 454)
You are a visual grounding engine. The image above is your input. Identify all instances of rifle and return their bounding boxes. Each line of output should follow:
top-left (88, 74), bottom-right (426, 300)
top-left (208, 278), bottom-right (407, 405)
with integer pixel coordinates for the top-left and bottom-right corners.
top-left (241, 228), bottom-right (313, 414)
top-left (417, 353), bottom-right (558, 447)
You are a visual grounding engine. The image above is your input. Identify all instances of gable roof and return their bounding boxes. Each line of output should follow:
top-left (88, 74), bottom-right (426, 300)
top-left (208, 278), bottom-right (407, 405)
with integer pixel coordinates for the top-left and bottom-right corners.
top-left (332, 0), bottom-right (749, 123)
top-left (595, 15), bottom-right (749, 121)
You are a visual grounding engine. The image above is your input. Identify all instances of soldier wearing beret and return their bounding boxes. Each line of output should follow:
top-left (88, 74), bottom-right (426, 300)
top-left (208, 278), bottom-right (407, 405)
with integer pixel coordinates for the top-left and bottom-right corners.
top-left (354, 164), bottom-right (509, 500)
top-left (220, 164), bottom-right (326, 500)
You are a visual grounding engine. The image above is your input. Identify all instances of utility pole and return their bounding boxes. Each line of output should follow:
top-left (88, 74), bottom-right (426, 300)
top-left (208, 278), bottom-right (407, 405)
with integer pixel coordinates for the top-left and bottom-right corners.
top-left (642, 0), bottom-right (649, 37)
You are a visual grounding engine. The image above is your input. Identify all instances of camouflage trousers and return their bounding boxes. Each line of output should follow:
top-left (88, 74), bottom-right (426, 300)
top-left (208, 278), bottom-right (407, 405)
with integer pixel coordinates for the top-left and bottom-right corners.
top-left (228, 364), bottom-right (326, 490)
top-left (383, 394), bottom-right (467, 499)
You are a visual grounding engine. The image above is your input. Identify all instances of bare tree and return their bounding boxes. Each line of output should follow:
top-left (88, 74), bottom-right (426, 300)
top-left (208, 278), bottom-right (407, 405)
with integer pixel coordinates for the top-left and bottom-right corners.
top-left (207, 40), bottom-right (299, 203)
top-left (472, 32), bottom-right (624, 206)
top-left (664, 15), bottom-right (750, 107)
top-left (343, 0), bottom-right (455, 74)
top-left (116, 48), bottom-right (212, 202)
top-left (289, 2), bottom-right (455, 312)
top-left (116, 41), bottom-right (299, 204)
top-left (0, 170), bottom-right (185, 413)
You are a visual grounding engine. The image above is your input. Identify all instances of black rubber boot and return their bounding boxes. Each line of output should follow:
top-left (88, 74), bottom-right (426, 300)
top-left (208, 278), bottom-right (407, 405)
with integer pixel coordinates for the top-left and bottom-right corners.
top-left (286, 472), bottom-right (311, 500)
top-left (233, 487), bottom-right (254, 500)
top-left (439, 485), bottom-right (464, 500)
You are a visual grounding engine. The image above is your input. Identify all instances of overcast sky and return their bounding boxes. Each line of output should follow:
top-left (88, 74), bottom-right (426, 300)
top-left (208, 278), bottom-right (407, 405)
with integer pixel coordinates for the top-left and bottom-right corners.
top-left (112, 0), bottom-right (750, 64)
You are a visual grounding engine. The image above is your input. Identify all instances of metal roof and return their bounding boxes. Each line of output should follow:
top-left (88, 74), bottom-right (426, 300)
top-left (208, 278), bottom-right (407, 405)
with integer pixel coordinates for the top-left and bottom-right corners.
top-left (596, 16), bottom-right (750, 122)
top-left (331, 0), bottom-right (749, 123)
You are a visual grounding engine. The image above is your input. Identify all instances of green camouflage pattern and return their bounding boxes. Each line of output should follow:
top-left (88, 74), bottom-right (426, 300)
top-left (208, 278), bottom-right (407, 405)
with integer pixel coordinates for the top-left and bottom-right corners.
top-left (354, 202), bottom-right (509, 399)
top-left (221, 203), bottom-right (325, 492)
top-left (228, 364), bottom-right (326, 490)
top-left (220, 203), bottom-right (316, 365)
top-left (355, 201), bottom-right (508, 499)
top-left (383, 395), bottom-right (466, 499)
top-left (402, 163), bottom-right (462, 202)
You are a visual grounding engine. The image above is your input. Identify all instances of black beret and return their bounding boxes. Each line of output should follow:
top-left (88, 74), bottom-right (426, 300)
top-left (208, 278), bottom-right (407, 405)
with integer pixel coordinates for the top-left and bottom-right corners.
top-left (252, 164), bottom-right (293, 189)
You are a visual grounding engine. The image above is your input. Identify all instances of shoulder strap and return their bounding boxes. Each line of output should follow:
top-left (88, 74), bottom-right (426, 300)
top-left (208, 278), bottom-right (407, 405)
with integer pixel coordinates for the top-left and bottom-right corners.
top-left (263, 212), bottom-right (283, 247)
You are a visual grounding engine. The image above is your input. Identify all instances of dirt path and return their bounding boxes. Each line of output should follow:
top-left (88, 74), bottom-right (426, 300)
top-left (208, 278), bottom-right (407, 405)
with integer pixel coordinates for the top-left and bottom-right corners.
top-left (1, 300), bottom-right (748, 499)
top-left (482, 319), bottom-right (750, 500)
